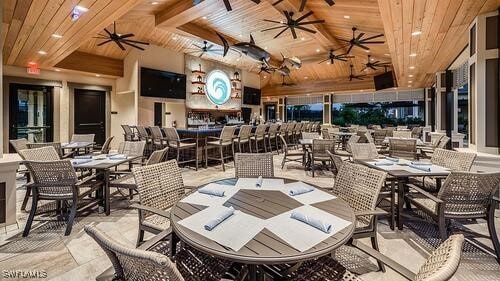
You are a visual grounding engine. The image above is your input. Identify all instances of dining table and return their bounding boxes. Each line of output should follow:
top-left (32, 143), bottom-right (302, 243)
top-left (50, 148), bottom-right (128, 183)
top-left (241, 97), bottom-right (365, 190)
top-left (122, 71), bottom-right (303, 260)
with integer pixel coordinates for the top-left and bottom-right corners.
top-left (71, 154), bottom-right (142, 215)
top-left (170, 177), bottom-right (355, 281)
top-left (62, 141), bottom-right (95, 155)
top-left (356, 158), bottom-right (450, 230)
top-left (382, 137), bottom-right (425, 146)
top-left (332, 132), bottom-right (356, 150)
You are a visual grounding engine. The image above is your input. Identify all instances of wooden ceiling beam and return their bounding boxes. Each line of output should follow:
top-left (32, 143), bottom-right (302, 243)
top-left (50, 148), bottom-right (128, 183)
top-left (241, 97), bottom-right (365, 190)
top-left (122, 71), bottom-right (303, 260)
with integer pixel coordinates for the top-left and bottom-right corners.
top-left (54, 50), bottom-right (123, 77)
top-left (261, 77), bottom-right (374, 96)
top-left (155, 0), bottom-right (221, 28)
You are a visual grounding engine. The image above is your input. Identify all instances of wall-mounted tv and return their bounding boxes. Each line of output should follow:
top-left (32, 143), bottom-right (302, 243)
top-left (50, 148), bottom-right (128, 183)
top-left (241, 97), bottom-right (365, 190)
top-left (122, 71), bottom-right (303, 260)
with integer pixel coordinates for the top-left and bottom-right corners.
top-left (374, 71), bottom-right (396, 91)
top-left (243, 86), bottom-right (261, 105)
top-left (140, 67), bottom-right (186, 99)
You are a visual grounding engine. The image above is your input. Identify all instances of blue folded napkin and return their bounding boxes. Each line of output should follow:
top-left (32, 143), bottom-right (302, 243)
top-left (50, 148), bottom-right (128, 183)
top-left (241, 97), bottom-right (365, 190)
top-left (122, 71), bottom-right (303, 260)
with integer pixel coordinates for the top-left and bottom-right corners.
top-left (374, 160), bottom-right (394, 166)
top-left (409, 164), bottom-right (431, 172)
top-left (410, 161), bottom-right (432, 166)
top-left (385, 156), bottom-right (399, 162)
top-left (256, 176), bottom-right (263, 187)
top-left (288, 184), bottom-right (314, 196)
top-left (204, 206), bottom-right (235, 231)
top-left (74, 155), bottom-right (92, 159)
top-left (108, 154), bottom-right (127, 160)
top-left (71, 159), bottom-right (92, 165)
top-left (198, 186), bottom-right (225, 197)
top-left (290, 211), bottom-right (331, 234)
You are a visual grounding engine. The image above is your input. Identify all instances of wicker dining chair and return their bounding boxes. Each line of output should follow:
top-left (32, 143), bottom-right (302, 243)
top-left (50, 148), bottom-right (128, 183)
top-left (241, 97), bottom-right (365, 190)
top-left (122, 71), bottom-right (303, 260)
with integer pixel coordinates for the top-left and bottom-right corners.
top-left (149, 126), bottom-right (166, 150)
top-left (234, 125), bottom-right (253, 153)
top-left (132, 161), bottom-right (185, 246)
top-left (302, 132), bottom-right (321, 140)
top-left (26, 142), bottom-right (73, 159)
top-left (326, 150), bottom-right (343, 177)
top-left (392, 130), bottom-right (412, 139)
top-left (332, 161), bottom-right (388, 271)
top-left (205, 126), bottom-right (236, 171)
top-left (251, 124), bottom-right (268, 153)
top-left (350, 143), bottom-right (379, 161)
top-left (373, 129), bottom-right (387, 145)
top-left (91, 136), bottom-right (115, 155)
top-left (310, 139), bottom-right (336, 177)
top-left (334, 135), bottom-right (360, 158)
top-left (22, 160), bottom-right (103, 236)
top-left (163, 127), bottom-right (199, 170)
top-left (266, 123), bottom-right (280, 153)
top-left (9, 138), bottom-right (29, 153)
top-left (135, 125), bottom-right (152, 154)
top-left (121, 124), bottom-right (138, 141)
top-left (234, 153), bottom-right (274, 178)
top-left (437, 136), bottom-right (451, 148)
top-left (411, 127), bottom-right (423, 139)
top-left (406, 172), bottom-right (500, 261)
top-left (389, 138), bottom-right (417, 159)
top-left (279, 135), bottom-right (304, 169)
top-left (385, 126), bottom-right (396, 137)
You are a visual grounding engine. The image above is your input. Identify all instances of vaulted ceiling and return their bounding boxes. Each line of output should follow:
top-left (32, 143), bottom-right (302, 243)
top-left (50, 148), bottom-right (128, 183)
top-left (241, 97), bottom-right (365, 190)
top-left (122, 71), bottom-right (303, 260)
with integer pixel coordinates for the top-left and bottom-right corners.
top-left (2, 0), bottom-right (499, 95)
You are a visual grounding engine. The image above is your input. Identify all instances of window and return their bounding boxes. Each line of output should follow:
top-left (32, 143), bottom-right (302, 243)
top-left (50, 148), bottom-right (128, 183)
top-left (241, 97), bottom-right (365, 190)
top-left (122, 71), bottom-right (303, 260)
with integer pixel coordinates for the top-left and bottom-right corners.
top-left (286, 103), bottom-right (323, 122)
top-left (332, 101), bottom-right (424, 126)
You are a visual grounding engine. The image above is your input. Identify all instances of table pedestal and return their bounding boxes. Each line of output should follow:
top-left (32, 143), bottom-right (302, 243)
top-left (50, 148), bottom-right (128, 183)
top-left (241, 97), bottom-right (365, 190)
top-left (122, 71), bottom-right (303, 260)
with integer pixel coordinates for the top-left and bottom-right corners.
top-left (0, 154), bottom-right (22, 228)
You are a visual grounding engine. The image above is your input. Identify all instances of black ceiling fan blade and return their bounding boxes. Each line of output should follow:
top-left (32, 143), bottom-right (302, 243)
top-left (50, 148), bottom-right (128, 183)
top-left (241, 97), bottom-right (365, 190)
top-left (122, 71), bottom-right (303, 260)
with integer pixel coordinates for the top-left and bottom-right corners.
top-left (223, 0), bottom-right (232, 11)
top-left (263, 19), bottom-right (283, 24)
top-left (123, 41), bottom-right (145, 51)
top-left (295, 26), bottom-right (316, 34)
top-left (115, 40), bottom-right (126, 50)
top-left (299, 0), bottom-right (307, 12)
top-left (122, 39), bottom-right (149, 45)
top-left (361, 41), bottom-right (385, 44)
top-left (324, 0), bottom-right (335, 5)
top-left (284, 11), bottom-right (292, 21)
top-left (206, 44), bottom-right (214, 50)
top-left (357, 44), bottom-right (370, 50)
top-left (361, 66), bottom-right (368, 72)
top-left (318, 58), bottom-right (329, 64)
top-left (119, 33), bottom-right (134, 39)
top-left (337, 58), bottom-right (347, 61)
top-left (354, 76), bottom-right (364, 80)
top-left (297, 19), bottom-right (325, 25)
top-left (355, 32), bottom-right (365, 41)
top-left (343, 55), bottom-right (355, 58)
top-left (261, 26), bottom-right (287, 32)
top-left (250, 0), bottom-right (261, 3)
top-left (274, 27), bottom-right (289, 39)
top-left (296, 11), bottom-right (314, 22)
top-left (97, 39), bottom-right (113, 46)
top-left (198, 52), bottom-right (204, 58)
top-left (103, 28), bottom-right (113, 37)
top-left (372, 60), bottom-right (380, 64)
top-left (369, 66), bottom-right (377, 70)
top-left (290, 27), bottom-right (297, 39)
top-left (347, 44), bottom-right (354, 54)
top-left (361, 33), bottom-right (384, 41)
top-left (272, 0), bottom-right (284, 5)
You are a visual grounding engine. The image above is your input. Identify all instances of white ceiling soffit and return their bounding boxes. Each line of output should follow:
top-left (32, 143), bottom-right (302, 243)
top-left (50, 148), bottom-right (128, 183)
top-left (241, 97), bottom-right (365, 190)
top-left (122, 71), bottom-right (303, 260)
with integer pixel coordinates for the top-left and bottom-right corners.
top-left (332, 89), bottom-right (424, 104)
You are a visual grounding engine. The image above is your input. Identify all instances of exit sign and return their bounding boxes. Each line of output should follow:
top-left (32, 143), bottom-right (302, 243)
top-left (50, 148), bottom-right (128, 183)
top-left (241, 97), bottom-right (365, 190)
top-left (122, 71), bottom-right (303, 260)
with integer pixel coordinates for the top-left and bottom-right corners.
top-left (27, 67), bottom-right (40, 75)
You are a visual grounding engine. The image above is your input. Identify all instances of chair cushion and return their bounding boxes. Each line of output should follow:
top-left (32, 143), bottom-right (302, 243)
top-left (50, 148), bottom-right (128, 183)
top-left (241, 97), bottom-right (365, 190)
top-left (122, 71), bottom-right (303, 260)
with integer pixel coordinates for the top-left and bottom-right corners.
top-left (143, 214), bottom-right (170, 231)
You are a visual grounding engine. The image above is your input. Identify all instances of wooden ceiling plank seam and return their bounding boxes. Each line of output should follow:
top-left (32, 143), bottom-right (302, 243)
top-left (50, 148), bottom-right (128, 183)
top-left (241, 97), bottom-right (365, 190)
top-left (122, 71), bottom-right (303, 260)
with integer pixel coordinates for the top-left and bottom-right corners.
top-left (413, 0), bottom-right (438, 86)
top-left (377, 0), bottom-right (399, 84)
top-left (408, 0), bottom-right (426, 87)
top-left (2, 0), bottom-right (33, 62)
top-left (3, 0), bottom-right (18, 24)
top-left (402, 0), bottom-right (414, 87)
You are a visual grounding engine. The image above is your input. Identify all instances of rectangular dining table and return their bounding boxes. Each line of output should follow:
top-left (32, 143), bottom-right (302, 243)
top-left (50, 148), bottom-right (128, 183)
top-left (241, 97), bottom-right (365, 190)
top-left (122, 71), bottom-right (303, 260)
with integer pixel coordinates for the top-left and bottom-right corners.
top-left (71, 155), bottom-right (142, 215)
top-left (62, 141), bottom-right (95, 155)
top-left (356, 158), bottom-right (450, 230)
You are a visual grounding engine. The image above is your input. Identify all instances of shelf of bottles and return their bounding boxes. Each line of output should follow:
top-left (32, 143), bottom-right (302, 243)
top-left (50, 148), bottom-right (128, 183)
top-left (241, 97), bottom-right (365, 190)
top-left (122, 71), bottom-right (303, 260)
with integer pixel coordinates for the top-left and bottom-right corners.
top-left (230, 71), bottom-right (242, 99)
top-left (191, 64), bottom-right (206, 95)
top-left (187, 109), bottom-right (243, 128)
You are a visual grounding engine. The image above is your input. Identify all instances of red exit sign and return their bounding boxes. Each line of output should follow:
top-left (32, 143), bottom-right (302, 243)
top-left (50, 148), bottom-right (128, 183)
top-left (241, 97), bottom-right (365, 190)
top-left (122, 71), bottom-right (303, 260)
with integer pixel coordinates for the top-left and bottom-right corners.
top-left (26, 67), bottom-right (40, 75)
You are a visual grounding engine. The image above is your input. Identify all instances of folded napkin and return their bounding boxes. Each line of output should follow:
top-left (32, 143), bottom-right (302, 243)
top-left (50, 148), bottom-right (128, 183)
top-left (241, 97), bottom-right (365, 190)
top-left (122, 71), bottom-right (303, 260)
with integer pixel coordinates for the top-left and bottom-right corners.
top-left (108, 154), bottom-right (127, 160)
top-left (374, 160), bottom-right (394, 166)
top-left (290, 211), bottom-right (331, 234)
top-left (410, 161), bottom-right (432, 166)
top-left (198, 185), bottom-right (225, 197)
top-left (71, 159), bottom-right (92, 165)
top-left (256, 176), bottom-right (263, 187)
top-left (409, 164), bottom-right (431, 172)
top-left (385, 156), bottom-right (399, 162)
top-left (288, 183), bottom-right (315, 196)
top-left (204, 206), bottom-right (235, 231)
top-left (74, 155), bottom-right (92, 159)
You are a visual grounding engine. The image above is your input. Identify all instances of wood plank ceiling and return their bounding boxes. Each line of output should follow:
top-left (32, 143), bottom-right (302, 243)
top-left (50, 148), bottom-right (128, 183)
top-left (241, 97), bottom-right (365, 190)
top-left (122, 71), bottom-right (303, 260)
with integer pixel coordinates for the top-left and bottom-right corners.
top-left (2, 0), bottom-right (499, 95)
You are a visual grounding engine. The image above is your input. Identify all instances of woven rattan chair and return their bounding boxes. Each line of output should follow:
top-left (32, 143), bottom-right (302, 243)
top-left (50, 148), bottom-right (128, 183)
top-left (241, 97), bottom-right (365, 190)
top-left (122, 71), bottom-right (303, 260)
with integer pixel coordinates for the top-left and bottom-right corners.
top-left (23, 160), bottom-right (102, 236)
top-left (389, 138), bottom-right (417, 159)
top-left (116, 141), bottom-right (146, 167)
top-left (302, 132), bottom-right (321, 140)
top-left (350, 143), bottom-right (379, 161)
top-left (411, 127), bottom-right (423, 139)
top-left (334, 135), bottom-right (360, 158)
top-left (234, 125), bottom-right (253, 153)
top-left (406, 172), bottom-right (500, 261)
top-left (205, 126), bottom-right (236, 171)
top-left (10, 138), bottom-right (30, 207)
top-left (26, 142), bottom-right (73, 159)
top-left (250, 124), bottom-right (268, 152)
top-left (163, 127), bottom-right (198, 170)
top-left (385, 126), bottom-right (396, 137)
top-left (71, 134), bottom-right (95, 143)
top-left (392, 130), bottom-right (412, 138)
top-left (327, 150), bottom-right (343, 177)
top-left (279, 135), bottom-right (304, 169)
top-left (373, 129), bottom-right (387, 145)
top-left (121, 124), bottom-right (138, 141)
top-left (9, 138), bottom-right (29, 153)
top-left (135, 125), bottom-right (152, 154)
top-left (235, 153), bottom-right (274, 178)
top-left (310, 139), bottom-right (336, 177)
top-left (437, 136), bottom-right (451, 148)
top-left (149, 126), bottom-right (166, 150)
top-left (132, 161), bottom-right (185, 246)
top-left (266, 123), bottom-right (280, 153)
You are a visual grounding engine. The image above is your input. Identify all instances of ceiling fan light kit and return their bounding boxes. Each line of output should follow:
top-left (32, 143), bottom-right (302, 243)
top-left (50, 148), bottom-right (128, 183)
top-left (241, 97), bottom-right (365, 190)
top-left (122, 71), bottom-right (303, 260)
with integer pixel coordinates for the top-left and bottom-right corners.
top-left (94, 22), bottom-right (149, 51)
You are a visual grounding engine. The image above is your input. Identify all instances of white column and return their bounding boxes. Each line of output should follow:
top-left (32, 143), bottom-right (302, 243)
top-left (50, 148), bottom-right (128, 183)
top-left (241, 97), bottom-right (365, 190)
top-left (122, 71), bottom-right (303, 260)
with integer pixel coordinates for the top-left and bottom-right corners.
top-left (323, 94), bottom-right (331, 124)
top-left (453, 89), bottom-right (458, 134)
top-left (434, 72), bottom-right (446, 132)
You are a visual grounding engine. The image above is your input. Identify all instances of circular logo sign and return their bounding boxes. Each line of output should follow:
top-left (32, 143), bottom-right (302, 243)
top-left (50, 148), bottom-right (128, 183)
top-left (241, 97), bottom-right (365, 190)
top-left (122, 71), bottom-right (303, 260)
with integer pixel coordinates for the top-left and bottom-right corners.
top-left (205, 70), bottom-right (231, 105)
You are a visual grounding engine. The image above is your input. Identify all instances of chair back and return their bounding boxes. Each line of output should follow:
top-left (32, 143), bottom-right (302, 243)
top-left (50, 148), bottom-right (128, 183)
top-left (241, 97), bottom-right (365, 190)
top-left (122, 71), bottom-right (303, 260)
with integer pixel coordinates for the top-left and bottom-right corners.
top-left (327, 150), bottom-right (343, 177)
top-left (389, 138), bottom-right (417, 159)
top-left (133, 161), bottom-right (185, 219)
top-left (84, 225), bottom-right (184, 281)
top-left (311, 122), bottom-right (318, 132)
top-left (305, 122), bottom-right (312, 132)
top-left (101, 136), bottom-right (114, 154)
top-left (392, 130), bottom-right (412, 138)
top-left (431, 149), bottom-right (476, 171)
top-left (385, 127), bottom-right (396, 137)
top-left (149, 126), bottom-right (164, 141)
top-left (238, 125), bottom-right (253, 139)
top-left (71, 134), bottom-right (95, 143)
top-left (279, 123), bottom-right (288, 133)
top-left (26, 142), bottom-right (64, 158)
top-left (121, 124), bottom-right (133, 135)
top-left (163, 127), bottom-right (181, 146)
top-left (302, 132), bottom-right (321, 140)
top-left (118, 141), bottom-right (146, 156)
top-left (430, 134), bottom-right (444, 147)
top-left (414, 234), bottom-right (464, 281)
top-left (145, 147), bottom-right (169, 166)
top-left (235, 153), bottom-right (274, 178)
top-left (321, 129), bottom-right (331, 139)
top-left (9, 138), bottom-right (29, 154)
top-left (136, 126), bottom-right (150, 141)
top-left (312, 139), bottom-right (335, 158)
top-left (19, 146), bottom-right (61, 161)
top-left (437, 136), bottom-right (451, 148)
top-left (437, 172), bottom-right (500, 217)
top-left (268, 123), bottom-right (279, 136)
top-left (397, 125), bottom-right (408, 130)
top-left (346, 135), bottom-right (361, 153)
top-left (371, 125), bottom-right (381, 130)
top-left (254, 124), bottom-right (267, 138)
top-left (373, 129), bottom-right (387, 145)
top-left (24, 160), bottom-right (78, 197)
top-left (219, 126), bottom-right (236, 142)
top-left (411, 127), bottom-right (422, 138)
top-left (351, 143), bottom-right (379, 160)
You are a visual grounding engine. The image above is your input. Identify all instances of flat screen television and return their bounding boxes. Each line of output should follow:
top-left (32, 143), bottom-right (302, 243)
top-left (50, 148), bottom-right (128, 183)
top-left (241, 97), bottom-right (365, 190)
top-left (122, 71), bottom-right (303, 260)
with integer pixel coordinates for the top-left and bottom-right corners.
top-left (140, 67), bottom-right (186, 99)
top-left (374, 71), bottom-right (396, 91)
top-left (243, 86), bottom-right (261, 105)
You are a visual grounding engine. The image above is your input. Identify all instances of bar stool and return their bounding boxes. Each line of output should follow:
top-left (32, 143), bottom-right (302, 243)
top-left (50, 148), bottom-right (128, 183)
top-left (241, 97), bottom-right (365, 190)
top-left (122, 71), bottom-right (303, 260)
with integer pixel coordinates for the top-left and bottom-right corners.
top-left (205, 126), bottom-right (236, 171)
top-left (233, 125), bottom-right (253, 153)
top-left (266, 123), bottom-right (280, 153)
top-left (250, 124), bottom-right (268, 153)
top-left (163, 127), bottom-right (199, 170)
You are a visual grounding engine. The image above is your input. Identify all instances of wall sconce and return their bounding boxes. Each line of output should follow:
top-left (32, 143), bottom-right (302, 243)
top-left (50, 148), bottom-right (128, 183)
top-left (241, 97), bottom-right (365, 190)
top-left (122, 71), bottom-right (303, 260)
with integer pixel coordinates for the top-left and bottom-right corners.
top-left (233, 71), bottom-right (240, 80)
top-left (197, 75), bottom-right (203, 82)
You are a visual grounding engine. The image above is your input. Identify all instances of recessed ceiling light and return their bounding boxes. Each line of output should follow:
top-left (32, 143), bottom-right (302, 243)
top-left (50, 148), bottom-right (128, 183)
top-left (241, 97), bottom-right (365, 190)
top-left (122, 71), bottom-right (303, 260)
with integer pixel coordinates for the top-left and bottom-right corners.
top-left (360, 90), bottom-right (364, 92)
top-left (411, 31), bottom-right (422, 36)
top-left (306, 93), bottom-right (310, 96)
top-left (263, 76), bottom-right (267, 78)
top-left (38, 50), bottom-right (47, 55)
top-left (151, 1), bottom-right (159, 5)
top-left (74, 5), bottom-right (88, 12)
top-left (51, 33), bottom-right (62, 39)
top-left (408, 80), bottom-right (413, 83)
top-left (202, 16), bottom-right (207, 19)
top-left (343, 15), bottom-right (350, 19)
top-left (304, 76), bottom-right (308, 79)
top-left (408, 85), bottom-right (411, 88)
top-left (301, 37), bottom-right (305, 41)
top-left (409, 66), bottom-right (415, 69)
top-left (365, 50), bottom-right (370, 53)
top-left (172, 36), bottom-right (178, 40)
top-left (239, 34), bottom-right (243, 37)
top-left (370, 58), bottom-right (374, 61)
top-left (363, 68), bottom-right (369, 71)
top-left (71, 5), bottom-right (88, 21)
top-left (96, 74), bottom-right (100, 77)
top-left (236, 58), bottom-right (240, 61)
top-left (264, 46), bottom-right (268, 50)
top-left (326, 61), bottom-right (331, 64)
top-left (384, 53), bottom-right (390, 56)
top-left (28, 61), bottom-right (37, 65)
top-left (408, 74), bottom-right (413, 77)
top-left (393, 87), bottom-right (397, 90)
top-left (409, 53), bottom-right (417, 57)
top-left (54, 69), bottom-right (61, 72)
top-left (316, 48), bottom-right (320, 52)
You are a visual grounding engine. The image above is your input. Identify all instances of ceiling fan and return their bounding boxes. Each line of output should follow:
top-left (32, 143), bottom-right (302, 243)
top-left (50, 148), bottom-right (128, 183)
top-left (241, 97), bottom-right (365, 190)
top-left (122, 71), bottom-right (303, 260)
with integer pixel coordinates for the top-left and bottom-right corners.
top-left (348, 64), bottom-right (367, 81)
top-left (361, 54), bottom-right (390, 71)
top-left (318, 49), bottom-right (354, 64)
top-left (185, 41), bottom-right (224, 58)
top-left (281, 75), bottom-right (296, 86)
top-left (272, 0), bottom-right (335, 12)
top-left (340, 27), bottom-right (385, 54)
top-left (223, 0), bottom-right (261, 11)
top-left (94, 22), bottom-right (149, 51)
top-left (258, 62), bottom-right (275, 74)
top-left (261, 11), bottom-right (325, 39)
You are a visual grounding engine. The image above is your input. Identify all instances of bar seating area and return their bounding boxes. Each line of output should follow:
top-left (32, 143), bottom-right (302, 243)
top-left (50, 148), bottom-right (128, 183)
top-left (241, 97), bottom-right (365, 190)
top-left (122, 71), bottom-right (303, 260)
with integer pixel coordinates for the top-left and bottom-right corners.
top-left (1, 1), bottom-right (499, 280)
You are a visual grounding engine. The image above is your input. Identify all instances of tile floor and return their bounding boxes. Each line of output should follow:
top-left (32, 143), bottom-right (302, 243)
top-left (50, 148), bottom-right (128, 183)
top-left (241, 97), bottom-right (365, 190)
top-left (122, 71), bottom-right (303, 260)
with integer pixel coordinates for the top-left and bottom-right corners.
top-left (1, 154), bottom-right (499, 281)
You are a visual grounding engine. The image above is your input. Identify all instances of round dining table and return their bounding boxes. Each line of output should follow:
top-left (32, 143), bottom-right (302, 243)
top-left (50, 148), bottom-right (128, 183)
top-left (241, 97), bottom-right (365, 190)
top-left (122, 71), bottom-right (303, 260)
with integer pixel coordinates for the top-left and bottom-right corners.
top-left (170, 177), bottom-right (356, 281)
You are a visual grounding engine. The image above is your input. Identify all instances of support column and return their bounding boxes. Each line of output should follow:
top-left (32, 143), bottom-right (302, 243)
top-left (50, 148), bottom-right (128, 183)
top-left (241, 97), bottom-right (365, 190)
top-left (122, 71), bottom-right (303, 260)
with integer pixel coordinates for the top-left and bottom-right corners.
top-left (434, 72), bottom-right (447, 132)
top-left (468, 10), bottom-right (499, 154)
top-left (323, 94), bottom-right (331, 124)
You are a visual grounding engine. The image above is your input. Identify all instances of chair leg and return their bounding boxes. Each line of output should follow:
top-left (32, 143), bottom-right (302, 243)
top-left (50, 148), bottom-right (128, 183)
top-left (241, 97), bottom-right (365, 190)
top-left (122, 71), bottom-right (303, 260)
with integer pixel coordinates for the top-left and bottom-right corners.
top-left (195, 146), bottom-right (198, 171)
top-left (220, 146), bottom-right (225, 172)
top-left (438, 218), bottom-right (449, 241)
top-left (281, 153), bottom-right (286, 169)
top-left (487, 206), bottom-right (500, 263)
top-left (64, 197), bottom-right (78, 236)
top-left (136, 228), bottom-right (145, 247)
top-left (371, 233), bottom-right (386, 272)
top-left (23, 194), bottom-right (38, 237)
top-left (21, 185), bottom-right (31, 211)
top-left (205, 146), bottom-right (208, 168)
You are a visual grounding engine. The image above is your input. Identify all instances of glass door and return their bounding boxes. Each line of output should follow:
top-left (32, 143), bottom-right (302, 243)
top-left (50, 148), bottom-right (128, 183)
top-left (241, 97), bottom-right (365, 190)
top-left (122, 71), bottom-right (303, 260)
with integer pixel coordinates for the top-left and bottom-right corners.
top-left (9, 84), bottom-right (53, 147)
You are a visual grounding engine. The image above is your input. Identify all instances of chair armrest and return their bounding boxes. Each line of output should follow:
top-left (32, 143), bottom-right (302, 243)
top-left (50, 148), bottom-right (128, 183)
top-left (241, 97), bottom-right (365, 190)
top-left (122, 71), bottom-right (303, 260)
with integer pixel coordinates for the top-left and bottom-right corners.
top-left (351, 240), bottom-right (416, 280)
top-left (179, 138), bottom-right (195, 142)
top-left (354, 208), bottom-right (388, 217)
top-left (138, 227), bottom-right (173, 251)
top-left (406, 183), bottom-right (444, 203)
top-left (492, 196), bottom-right (500, 203)
top-left (131, 203), bottom-right (171, 218)
top-left (62, 151), bottom-right (74, 159)
top-left (206, 136), bottom-right (221, 141)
